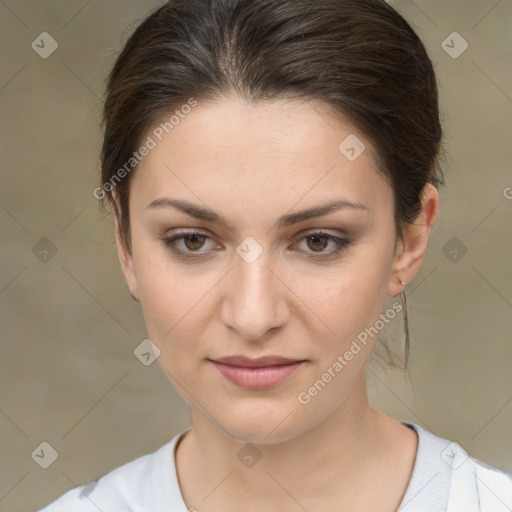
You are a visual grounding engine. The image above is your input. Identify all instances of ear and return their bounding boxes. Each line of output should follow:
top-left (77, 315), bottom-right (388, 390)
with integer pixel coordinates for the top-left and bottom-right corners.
top-left (112, 191), bottom-right (141, 302)
top-left (387, 184), bottom-right (440, 298)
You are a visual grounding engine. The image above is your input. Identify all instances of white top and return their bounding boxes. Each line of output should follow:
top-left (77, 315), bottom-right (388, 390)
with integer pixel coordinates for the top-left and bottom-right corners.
top-left (37, 423), bottom-right (512, 512)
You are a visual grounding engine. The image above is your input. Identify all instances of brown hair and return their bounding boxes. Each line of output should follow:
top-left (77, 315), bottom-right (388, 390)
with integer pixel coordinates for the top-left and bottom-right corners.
top-left (100, 0), bottom-right (445, 367)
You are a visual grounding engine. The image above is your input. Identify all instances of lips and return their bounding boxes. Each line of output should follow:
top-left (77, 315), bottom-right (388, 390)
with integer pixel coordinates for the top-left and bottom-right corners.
top-left (208, 355), bottom-right (306, 390)
top-left (210, 355), bottom-right (304, 367)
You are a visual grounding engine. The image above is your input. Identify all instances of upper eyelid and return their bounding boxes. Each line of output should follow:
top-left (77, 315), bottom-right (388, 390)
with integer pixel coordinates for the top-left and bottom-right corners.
top-left (163, 229), bottom-right (347, 254)
top-left (164, 228), bottom-right (346, 244)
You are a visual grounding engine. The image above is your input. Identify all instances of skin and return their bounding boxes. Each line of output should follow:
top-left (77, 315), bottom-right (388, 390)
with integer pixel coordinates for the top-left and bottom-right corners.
top-left (113, 96), bottom-right (439, 511)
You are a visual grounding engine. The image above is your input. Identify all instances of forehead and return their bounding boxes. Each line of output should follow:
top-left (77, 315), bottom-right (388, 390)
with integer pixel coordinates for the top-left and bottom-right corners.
top-left (131, 97), bottom-right (392, 221)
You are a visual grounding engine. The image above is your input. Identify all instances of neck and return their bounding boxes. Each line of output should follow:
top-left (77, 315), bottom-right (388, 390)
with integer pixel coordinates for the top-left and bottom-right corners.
top-left (175, 373), bottom-right (415, 511)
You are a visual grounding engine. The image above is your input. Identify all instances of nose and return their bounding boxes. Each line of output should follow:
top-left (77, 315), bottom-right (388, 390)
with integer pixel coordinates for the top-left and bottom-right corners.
top-left (220, 248), bottom-right (290, 341)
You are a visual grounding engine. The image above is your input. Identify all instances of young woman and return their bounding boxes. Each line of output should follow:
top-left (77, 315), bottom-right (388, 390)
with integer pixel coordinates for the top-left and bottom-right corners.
top-left (39, 0), bottom-right (512, 510)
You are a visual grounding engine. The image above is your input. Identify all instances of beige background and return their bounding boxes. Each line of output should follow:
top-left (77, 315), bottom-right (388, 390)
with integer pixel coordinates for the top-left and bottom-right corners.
top-left (0, 1), bottom-right (511, 510)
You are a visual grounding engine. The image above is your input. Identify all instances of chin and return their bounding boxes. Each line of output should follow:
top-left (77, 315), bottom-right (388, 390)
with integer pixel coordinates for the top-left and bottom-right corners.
top-left (216, 401), bottom-right (305, 445)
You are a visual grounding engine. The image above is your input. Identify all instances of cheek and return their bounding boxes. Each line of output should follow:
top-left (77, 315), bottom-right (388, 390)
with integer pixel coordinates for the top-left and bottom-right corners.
top-left (133, 259), bottom-right (221, 380)
top-left (295, 256), bottom-right (391, 352)
top-left (138, 272), bottom-right (207, 388)
top-left (130, 239), bottom-right (191, 345)
top-left (139, 270), bottom-right (203, 348)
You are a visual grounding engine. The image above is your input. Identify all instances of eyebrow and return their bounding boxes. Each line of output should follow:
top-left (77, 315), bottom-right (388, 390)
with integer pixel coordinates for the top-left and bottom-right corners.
top-left (145, 197), bottom-right (369, 230)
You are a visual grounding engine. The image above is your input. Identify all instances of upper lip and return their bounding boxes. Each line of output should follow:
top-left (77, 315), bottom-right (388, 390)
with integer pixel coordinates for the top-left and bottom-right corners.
top-left (210, 355), bottom-right (305, 368)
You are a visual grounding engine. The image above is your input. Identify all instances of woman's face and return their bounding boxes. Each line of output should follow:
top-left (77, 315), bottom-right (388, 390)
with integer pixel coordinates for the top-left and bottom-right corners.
top-left (116, 97), bottom-right (409, 443)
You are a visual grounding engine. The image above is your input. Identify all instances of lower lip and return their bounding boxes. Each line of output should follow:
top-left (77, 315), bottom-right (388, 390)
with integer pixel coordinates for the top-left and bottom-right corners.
top-left (210, 361), bottom-right (304, 390)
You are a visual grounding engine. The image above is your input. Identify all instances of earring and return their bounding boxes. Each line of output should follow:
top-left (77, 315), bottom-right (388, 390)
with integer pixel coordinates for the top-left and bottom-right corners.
top-left (399, 288), bottom-right (409, 368)
top-left (399, 279), bottom-right (406, 287)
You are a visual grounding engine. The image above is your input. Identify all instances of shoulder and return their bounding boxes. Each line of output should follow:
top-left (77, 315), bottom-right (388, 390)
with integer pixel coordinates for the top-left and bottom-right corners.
top-left (405, 422), bottom-right (512, 512)
top-left (446, 445), bottom-right (512, 511)
top-left (36, 430), bottom-right (190, 512)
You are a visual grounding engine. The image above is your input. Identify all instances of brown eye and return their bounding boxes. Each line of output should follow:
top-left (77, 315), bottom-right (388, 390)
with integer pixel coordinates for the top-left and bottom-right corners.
top-left (160, 231), bottom-right (216, 258)
top-left (293, 231), bottom-right (351, 260)
top-left (183, 233), bottom-right (207, 251)
top-left (306, 234), bottom-right (329, 252)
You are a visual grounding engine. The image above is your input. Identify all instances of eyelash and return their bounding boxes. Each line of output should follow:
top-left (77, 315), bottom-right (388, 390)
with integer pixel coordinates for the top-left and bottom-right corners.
top-left (159, 230), bottom-right (352, 261)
